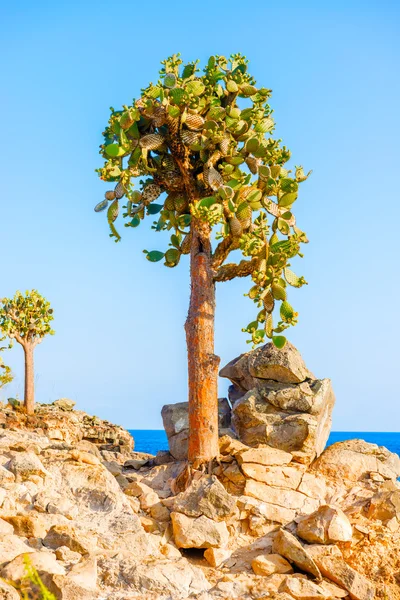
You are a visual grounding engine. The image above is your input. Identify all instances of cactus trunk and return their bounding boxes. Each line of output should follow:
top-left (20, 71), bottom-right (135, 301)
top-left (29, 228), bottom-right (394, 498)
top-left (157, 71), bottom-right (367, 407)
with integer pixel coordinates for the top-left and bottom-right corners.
top-left (185, 219), bottom-right (220, 465)
top-left (23, 343), bottom-right (35, 415)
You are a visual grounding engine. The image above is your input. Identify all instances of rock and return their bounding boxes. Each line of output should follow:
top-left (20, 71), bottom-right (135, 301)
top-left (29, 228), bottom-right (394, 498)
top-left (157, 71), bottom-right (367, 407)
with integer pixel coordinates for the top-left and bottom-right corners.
top-left (150, 502), bottom-right (170, 522)
top-left (251, 553), bottom-right (293, 576)
top-left (281, 576), bottom-right (327, 599)
top-left (219, 435), bottom-right (248, 455)
top-left (8, 452), bottom-right (48, 480)
top-left (315, 556), bottom-right (375, 600)
top-left (173, 475), bottom-right (238, 522)
top-left (220, 341), bottom-right (314, 388)
top-left (53, 398), bottom-right (76, 411)
top-left (297, 505), bottom-right (353, 544)
top-left (0, 519), bottom-right (14, 535)
top-left (44, 525), bottom-right (95, 555)
top-left (70, 450), bottom-right (100, 465)
top-left (0, 465), bottom-right (15, 484)
top-left (2, 514), bottom-right (48, 538)
top-left (67, 557), bottom-right (97, 591)
top-left (140, 516), bottom-right (159, 533)
top-left (161, 398), bottom-right (231, 460)
top-left (120, 558), bottom-right (211, 599)
top-left (231, 379), bottom-right (335, 464)
top-left (367, 483), bottom-right (400, 521)
top-left (7, 398), bottom-right (20, 409)
top-left (0, 551), bottom-right (66, 581)
top-left (237, 445), bottom-right (293, 466)
top-left (312, 439), bottom-right (400, 484)
top-left (272, 529), bottom-right (322, 580)
top-left (55, 546), bottom-right (82, 563)
top-left (245, 479), bottom-right (318, 513)
top-left (171, 512), bottom-right (229, 549)
top-left (241, 463), bottom-right (304, 489)
top-left (140, 491), bottom-right (160, 511)
top-left (0, 534), bottom-right (33, 563)
top-left (204, 547), bottom-right (231, 567)
top-left (0, 580), bottom-right (20, 600)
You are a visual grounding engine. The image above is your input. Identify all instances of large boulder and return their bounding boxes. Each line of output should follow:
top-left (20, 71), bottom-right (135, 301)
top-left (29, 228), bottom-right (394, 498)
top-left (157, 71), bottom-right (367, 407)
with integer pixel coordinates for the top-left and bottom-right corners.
top-left (297, 505), bottom-right (353, 544)
top-left (220, 341), bottom-right (314, 389)
top-left (172, 475), bottom-right (238, 522)
top-left (231, 379), bottom-right (335, 464)
top-left (171, 512), bottom-right (229, 549)
top-left (311, 439), bottom-right (400, 484)
top-left (161, 398), bottom-right (232, 460)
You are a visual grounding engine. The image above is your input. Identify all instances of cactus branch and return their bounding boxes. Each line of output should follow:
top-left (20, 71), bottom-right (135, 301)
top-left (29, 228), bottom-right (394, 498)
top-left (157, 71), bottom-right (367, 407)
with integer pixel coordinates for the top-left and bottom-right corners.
top-left (214, 257), bottom-right (259, 282)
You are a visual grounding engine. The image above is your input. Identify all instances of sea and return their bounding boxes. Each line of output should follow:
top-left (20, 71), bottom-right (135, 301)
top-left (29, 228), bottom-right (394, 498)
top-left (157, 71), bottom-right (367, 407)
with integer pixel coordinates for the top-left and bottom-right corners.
top-left (129, 430), bottom-right (400, 457)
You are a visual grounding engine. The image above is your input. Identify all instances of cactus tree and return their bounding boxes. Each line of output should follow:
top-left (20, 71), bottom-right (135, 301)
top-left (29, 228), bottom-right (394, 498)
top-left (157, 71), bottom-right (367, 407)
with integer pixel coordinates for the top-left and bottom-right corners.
top-left (0, 291), bottom-right (54, 414)
top-left (95, 54), bottom-right (309, 464)
top-left (0, 333), bottom-right (12, 389)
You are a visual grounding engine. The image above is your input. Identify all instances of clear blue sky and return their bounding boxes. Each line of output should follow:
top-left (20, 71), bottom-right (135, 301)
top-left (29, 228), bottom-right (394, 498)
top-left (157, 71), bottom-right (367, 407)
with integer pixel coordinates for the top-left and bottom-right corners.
top-left (1, 0), bottom-right (399, 430)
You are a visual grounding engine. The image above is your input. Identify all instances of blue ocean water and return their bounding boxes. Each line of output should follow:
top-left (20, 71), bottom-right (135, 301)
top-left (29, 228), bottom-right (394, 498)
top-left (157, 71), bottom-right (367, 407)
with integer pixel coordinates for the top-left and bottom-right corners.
top-left (129, 430), bottom-right (400, 457)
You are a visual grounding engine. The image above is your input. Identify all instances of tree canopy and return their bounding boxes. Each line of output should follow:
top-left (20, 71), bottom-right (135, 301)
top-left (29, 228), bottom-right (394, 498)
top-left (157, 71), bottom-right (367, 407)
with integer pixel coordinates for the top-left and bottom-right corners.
top-left (0, 290), bottom-right (55, 347)
top-left (95, 53), bottom-right (310, 348)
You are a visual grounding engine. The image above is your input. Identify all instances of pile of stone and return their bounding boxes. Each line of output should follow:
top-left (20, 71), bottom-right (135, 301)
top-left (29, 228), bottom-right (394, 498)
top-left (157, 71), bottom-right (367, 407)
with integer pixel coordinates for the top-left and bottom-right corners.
top-left (0, 343), bottom-right (399, 599)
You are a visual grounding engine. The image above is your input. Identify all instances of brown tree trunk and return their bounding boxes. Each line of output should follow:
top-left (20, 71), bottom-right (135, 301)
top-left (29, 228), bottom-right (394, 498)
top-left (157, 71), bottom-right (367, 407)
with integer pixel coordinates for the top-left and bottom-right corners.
top-left (23, 343), bottom-right (35, 415)
top-left (185, 220), bottom-right (220, 465)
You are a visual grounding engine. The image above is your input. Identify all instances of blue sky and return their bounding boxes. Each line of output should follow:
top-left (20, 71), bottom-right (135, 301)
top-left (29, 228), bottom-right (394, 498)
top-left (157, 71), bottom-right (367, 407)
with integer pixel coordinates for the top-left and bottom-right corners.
top-left (1, 0), bottom-right (399, 430)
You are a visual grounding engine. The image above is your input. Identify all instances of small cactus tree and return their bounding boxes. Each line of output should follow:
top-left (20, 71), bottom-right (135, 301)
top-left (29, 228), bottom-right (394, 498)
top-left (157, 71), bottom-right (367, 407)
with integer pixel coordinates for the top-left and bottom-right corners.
top-left (95, 54), bottom-right (310, 464)
top-left (0, 333), bottom-right (12, 389)
top-left (0, 291), bottom-right (54, 414)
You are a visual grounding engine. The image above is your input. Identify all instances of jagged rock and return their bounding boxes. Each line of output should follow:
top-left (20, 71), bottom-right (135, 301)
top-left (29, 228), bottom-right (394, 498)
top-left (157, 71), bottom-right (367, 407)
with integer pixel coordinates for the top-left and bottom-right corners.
top-left (0, 534), bottom-right (33, 563)
top-left (245, 479), bottom-right (319, 513)
top-left (2, 514), bottom-right (49, 538)
top-left (161, 398), bottom-right (232, 460)
top-left (367, 482), bottom-right (400, 521)
top-left (315, 556), bottom-right (375, 600)
top-left (231, 379), bottom-right (335, 464)
top-left (0, 580), bottom-right (20, 600)
top-left (119, 558), bottom-right (211, 599)
top-left (55, 546), bottom-right (82, 563)
top-left (0, 465), bottom-right (15, 484)
top-left (0, 551), bottom-right (66, 581)
top-left (251, 553), bottom-right (293, 575)
top-left (53, 398), bottom-right (76, 411)
top-left (70, 450), bottom-right (100, 465)
top-left (297, 505), bottom-right (353, 544)
top-left (312, 439), bottom-right (400, 484)
top-left (172, 475), bottom-right (238, 522)
top-left (241, 464), bottom-right (304, 489)
top-left (220, 341), bottom-right (313, 389)
top-left (8, 452), bottom-right (49, 481)
top-left (171, 512), bottom-right (229, 549)
top-left (204, 547), bottom-right (231, 567)
top-left (44, 525), bottom-right (96, 554)
top-left (281, 576), bottom-right (327, 599)
top-left (272, 529), bottom-right (322, 580)
top-left (66, 557), bottom-right (97, 591)
top-left (0, 518), bottom-right (14, 535)
top-left (236, 445), bottom-right (293, 466)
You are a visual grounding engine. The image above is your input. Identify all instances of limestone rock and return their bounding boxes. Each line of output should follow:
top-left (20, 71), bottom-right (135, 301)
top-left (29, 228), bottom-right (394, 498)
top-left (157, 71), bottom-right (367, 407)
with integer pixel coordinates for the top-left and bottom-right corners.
top-left (44, 525), bottom-right (95, 555)
top-left (272, 529), bottom-right (322, 580)
top-left (70, 450), bottom-right (100, 466)
top-left (281, 576), bottom-right (327, 599)
top-left (315, 556), bottom-right (375, 600)
top-left (172, 475), bottom-right (238, 522)
top-left (67, 557), bottom-right (97, 591)
top-left (241, 463), bottom-right (304, 489)
top-left (2, 514), bottom-right (49, 538)
top-left (204, 547), bottom-right (231, 567)
top-left (220, 341), bottom-right (314, 389)
top-left (8, 452), bottom-right (48, 481)
top-left (53, 398), bottom-right (76, 411)
top-left (312, 439), bottom-right (400, 484)
top-left (231, 379), bottom-right (335, 464)
top-left (245, 479), bottom-right (318, 513)
top-left (0, 518), bottom-right (14, 535)
top-left (1, 551), bottom-right (66, 581)
top-left (0, 534), bottom-right (33, 563)
top-left (251, 553), bottom-right (293, 576)
top-left (0, 465), bottom-right (15, 484)
top-left (55, 546), bottom-right (82, 563)
top-left (297, 505), bottom-right (353, 544)
top-left (161, 398), bottom-right (231, 460)
top-left (237, 445), bottom-right (293, 466)
top-left (171, 512), bottom-right (229, 549)
top-left (0, 580), bottom-right (20, 600)
top-left (120, 558), bottom-right (211, 599)
top-left (367, 483), bottom-right (400, 521)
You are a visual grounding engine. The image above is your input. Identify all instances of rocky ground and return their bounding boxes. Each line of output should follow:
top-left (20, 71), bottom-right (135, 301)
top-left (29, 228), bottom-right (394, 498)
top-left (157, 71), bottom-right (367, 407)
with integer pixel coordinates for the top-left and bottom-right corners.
top-left (0, 345), bottom-right (399, 599)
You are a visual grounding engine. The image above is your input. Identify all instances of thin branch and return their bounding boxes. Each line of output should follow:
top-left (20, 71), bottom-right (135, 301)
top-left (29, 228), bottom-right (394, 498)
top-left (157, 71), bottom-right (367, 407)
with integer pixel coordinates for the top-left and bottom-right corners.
top-left (214, 257), bottom-right (259, 282)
